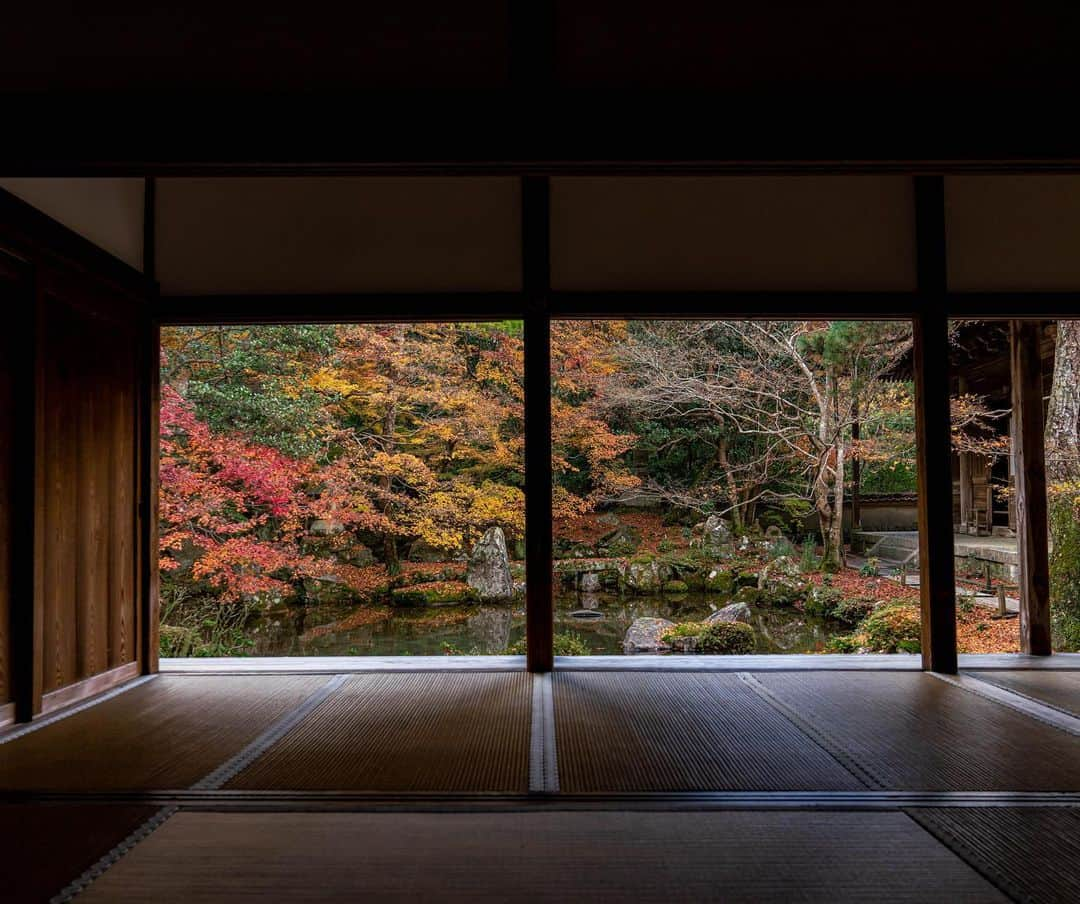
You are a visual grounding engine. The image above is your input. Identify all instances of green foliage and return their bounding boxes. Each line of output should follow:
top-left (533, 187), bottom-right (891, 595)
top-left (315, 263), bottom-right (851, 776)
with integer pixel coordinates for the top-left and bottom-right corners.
top-left (159, 585), bottom-right (257, 657)
top-left (800, 537), bottom-right (819, 573)
top-left (859, 557), bottom-right (880, 578)
top-left (506, 632), bottom-right (591, 656)
top-left (696, 622), bottom-right (756, 654)
top-left (832, 596), bottom-right (878, 626)
top-left (662, 622), bottom-right (708, 639)
top-left (165, 325), bottom-right (336, 457)
top-left (825, 634), bottom-right (861, 653)
top-left (862, 605), bottom-right (922, 654)
top-left (767, 537), bottom-right (796, 561)
top-left (803, 587), bottom-right (845, 618)
top-left (390, 582), bottom-right (478, 607)
top-left (661, 620), bottom-right (755, 654)
top-left (1050, 496), bottom-right (1080, 651)
top-left (663, 579), bottom-right (689, 593)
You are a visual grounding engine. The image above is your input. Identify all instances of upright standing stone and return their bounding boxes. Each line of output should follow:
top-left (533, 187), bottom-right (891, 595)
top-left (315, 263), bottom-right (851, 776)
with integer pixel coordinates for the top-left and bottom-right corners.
top-left (467, 526), bottom-right (514, 601)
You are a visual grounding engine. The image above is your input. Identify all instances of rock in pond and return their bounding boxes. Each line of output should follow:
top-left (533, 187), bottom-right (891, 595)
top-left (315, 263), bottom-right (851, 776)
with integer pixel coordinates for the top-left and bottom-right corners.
top-left (466, 526), bottom-right (514, 601)
top-left (757, 555), bottom-right (808, 597)
top-left (580, 571), bottom-right (602, 592)
top-left (705, 601), bottom-right (751, 625)
top-left (618, 558), bottom-right (673, 594)
top-left (623, 616), bottom-right (675, 653)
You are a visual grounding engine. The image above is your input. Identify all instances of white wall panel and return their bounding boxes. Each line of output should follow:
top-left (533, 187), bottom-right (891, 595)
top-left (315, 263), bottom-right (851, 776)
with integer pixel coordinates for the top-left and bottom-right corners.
top-left (156, 178), bottom-right (521, 295)
top-left (947, 176), bottom-right (1080, 291)
top-left (550, 176), bottom-right (916, 291)
top-left (0, 178), bottom-right (144, 271)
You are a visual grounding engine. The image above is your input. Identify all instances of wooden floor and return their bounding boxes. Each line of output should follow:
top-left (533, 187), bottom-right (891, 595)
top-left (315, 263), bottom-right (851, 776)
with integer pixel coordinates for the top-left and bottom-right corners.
top-left (2, 664), bottom-right (1079, 902)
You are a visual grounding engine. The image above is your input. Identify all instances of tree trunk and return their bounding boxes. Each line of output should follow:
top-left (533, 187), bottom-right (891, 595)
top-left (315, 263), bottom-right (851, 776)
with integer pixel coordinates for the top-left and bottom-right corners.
top-left (1046, 321), bottom-right (1080, 483)
top-left (1045, 321), bottom-right (1080, 648)
top-left (716, 436), bottom-right (743, 531)
top-left (832, 441), bottom-right (846, 568)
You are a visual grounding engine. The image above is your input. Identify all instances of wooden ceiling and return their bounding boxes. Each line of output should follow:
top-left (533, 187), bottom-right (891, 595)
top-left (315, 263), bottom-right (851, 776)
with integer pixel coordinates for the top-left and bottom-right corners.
top-left (2, 3), bottom-right (1080, 171)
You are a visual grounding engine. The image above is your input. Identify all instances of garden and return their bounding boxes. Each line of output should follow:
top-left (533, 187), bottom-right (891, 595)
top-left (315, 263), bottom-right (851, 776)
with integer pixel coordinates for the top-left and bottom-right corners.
top-left (158, 319), bottom-right (1079, 657)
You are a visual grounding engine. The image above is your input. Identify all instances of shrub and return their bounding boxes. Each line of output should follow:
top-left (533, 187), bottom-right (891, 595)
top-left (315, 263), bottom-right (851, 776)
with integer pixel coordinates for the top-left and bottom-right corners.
top-left (804, 586), bottom-right (845, 618)
top-left (825, 633), bottom-right (862, 654)
top-left (663, 579), bottom-right (689, 593)
top-left (800, 537), bottom-right (819, 573)
top-left (696, 621), bottom-right (755, 654)
top-left (831, 596), bottom-right (878, 626)
top-left (506, 632), bottom-right (591, 656)
top-left (390, 581), bottom-right (479, 607)
top-left (862, 605), bottom-right (922, 653)
top-left (768, 537), bottom-right (796, 561)
top-left (159, 624), bottom-right (200, 658)
top-left (662, 622), bottom-right (708, 639)
top-left (660, 621), bottom-right (755, 654)
top-left (859, 557), bottom-right (880, 578)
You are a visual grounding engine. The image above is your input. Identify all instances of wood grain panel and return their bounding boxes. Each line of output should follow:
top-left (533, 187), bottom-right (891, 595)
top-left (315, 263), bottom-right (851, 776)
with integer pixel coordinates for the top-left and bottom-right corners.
top-left (0, 257), bottom-right (18, 703)
top-left (38, 287), bottom-right (141, 692)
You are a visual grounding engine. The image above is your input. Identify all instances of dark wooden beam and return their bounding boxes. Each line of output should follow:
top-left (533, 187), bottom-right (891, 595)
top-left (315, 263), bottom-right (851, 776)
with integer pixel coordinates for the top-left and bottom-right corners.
top-left (155, 290), bottom-right (1080, 324)
top-left (523, 176), bottom-right (553, 672)
top-left (154, 294), bottom-right (526, 325)
top-left (1010, 320), bottom-right (1052, 655)
top-left (913, 176), bottom-right (958, 673)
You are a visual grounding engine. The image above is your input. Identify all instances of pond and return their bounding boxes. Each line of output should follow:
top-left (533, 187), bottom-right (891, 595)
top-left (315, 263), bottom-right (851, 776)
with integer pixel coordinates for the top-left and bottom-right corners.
top-left (241, 589), bottom-right (834, 657)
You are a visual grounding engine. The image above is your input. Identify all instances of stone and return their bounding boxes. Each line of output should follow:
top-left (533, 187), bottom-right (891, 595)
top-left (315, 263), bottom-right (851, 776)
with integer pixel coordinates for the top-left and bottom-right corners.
top-left (580, 571), bottom-right (602, 592)
top-left (617, 557), bottom-right (673, 594)
top-left (302, 573), bottom-right (352, 604)
top-left (757, 555), bottom-right (808, 592)
top-left (309, 519), bottom-right (346, 536)
top-left (623, 617), bottom-right (675, 653)
top-left (466, 526), bottom-right (514, 601)
top-left (700, 514), bottom-right (732, 551)
top-left (345, 543), bottom-right (375, 567)
top-left (755, 555), bottom-right (809, 605)
top-left (596, 522), bottom-right (642, 557)
top-left (705, 601), bottom-right (752, 625)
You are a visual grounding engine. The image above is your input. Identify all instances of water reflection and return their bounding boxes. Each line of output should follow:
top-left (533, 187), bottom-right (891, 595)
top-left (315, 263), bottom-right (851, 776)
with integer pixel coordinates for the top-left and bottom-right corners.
top-left (243, 590), bottom-right (833, 656)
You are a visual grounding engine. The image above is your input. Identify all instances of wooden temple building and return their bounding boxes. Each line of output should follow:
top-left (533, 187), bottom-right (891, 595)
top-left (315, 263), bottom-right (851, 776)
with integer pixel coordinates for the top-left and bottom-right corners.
top-left (949, 320), bottom-right (1057, 537)
top-left (2, 4), bottom-right (1080, 902)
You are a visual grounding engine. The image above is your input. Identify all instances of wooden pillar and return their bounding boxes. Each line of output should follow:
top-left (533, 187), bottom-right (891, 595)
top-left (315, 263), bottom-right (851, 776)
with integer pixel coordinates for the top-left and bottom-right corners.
top-left (913, 176), bottom-right (957, 673)
top-left (139, 178), bottom-right (160, 674)
top-left (523, 176), bottom-right (553, 672)
top-left (1010, 320), bottom-right (1052, 655)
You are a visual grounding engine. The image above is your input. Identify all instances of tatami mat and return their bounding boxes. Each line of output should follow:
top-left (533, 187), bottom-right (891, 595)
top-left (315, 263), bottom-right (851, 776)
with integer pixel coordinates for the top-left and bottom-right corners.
top-left (908, 807), bottom-right (1080, 904)
top-left (2, 803), bottom-right (159, 903)
top-left (969, 669), bottom-right (1080, 717)
top-left (554, 672), bottom-right (864, 791)
top-left (75, 810), bottom-right (1005, 903)
top-left (756, 672), bottom-right (1080, 790)
top-left (0, 675), bottom-right (326, 791)
top-left (227, 672), bottom-right (531, 792)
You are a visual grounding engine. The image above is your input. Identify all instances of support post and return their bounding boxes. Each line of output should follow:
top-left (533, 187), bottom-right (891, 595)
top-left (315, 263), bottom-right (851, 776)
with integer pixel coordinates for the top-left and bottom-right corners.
top-left (523, 176), bottom-right (553, 672)
top-left (138, 177), bottom-right (160, 674)
top-left (913, 176), bottom-right (958, 673)
top-left (1010, 320), bottom-right (1052, 655)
